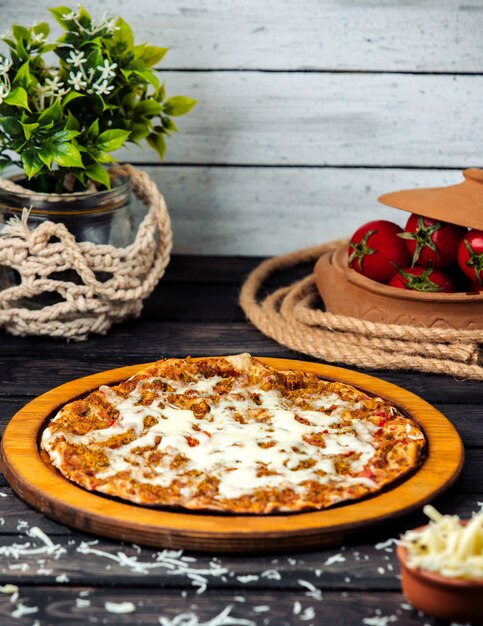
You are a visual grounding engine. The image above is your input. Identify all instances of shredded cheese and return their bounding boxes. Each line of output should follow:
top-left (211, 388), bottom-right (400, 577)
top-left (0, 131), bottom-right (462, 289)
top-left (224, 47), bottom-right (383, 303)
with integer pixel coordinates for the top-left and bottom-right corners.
top-left (105, 601), bottom-right (136, 614)
top-left (401, 505), bottom-right (483, 579)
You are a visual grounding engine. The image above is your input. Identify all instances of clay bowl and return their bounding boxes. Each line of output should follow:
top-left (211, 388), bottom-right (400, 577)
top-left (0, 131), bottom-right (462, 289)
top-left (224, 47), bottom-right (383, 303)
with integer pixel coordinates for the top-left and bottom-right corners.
top-left (314, 244), bottom-right (483, 330)
top-left (396, 541), bottom-right (483, 623)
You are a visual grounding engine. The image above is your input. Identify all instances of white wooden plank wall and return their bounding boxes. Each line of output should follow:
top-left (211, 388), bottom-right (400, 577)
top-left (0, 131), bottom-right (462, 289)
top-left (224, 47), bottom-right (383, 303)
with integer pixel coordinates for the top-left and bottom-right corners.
top-left (1, 0), bottom-right (483, 254)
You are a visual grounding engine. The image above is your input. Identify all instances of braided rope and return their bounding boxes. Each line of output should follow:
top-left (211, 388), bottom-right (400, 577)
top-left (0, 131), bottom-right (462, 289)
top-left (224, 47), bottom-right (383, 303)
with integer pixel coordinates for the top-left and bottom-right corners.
top-left (0, 164), bottom-right (172, 340)
top-left (240, 242), bottom-right (483, 380)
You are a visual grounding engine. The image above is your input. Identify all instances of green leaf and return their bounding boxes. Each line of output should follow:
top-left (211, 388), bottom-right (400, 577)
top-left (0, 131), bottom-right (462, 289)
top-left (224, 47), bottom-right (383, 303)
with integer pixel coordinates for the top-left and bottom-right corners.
top-left (49, 6), bottom-right (76, 29)
top-left (85, 163), bottom-right (110, 188)
top-left (12, 62), bottom-right (31, 89)
top-left (121, 92), bottom-right (136, 111)
top-left (135, 44), bottom-right (168, 67)
top-left (72, 170), bottom-right (86, 187)
top-left (21, 147), bottom-right (44, 178)
top-left (50, 142), bottom-right (83, 168)
top-left (38, 149), bottom-right (53, 169)
top-left (164, 96), bottom-right (197, 117)
top-left (65, 110), bottom-right (80, 131)
top-left (50, 129), bottom-right (80, 143)
top-left (96, 129), bottom-right (130, 152)
top-left (41, 43), bottom-right (57, 53)
top-left (38, 99), bottom-right (62, 125)
top-left (15, 36), bottom-right (29, 62)
top-left (40, 120), bottom-right (54, 132)
top-left (12, 25), bottom-right (30, 44)
top-left (4, 87), bottom-right (30, 111)
top-left (87, 118), bottom-right (99, 140)
top-left (19, 121), bottom-right (39, 140)
top-left (163, 118), bottom-right (178, 133)
top-left (113, 17), bottom-right (134, 52)
top-left (2, 37), bottom-right (16, 51)
top-left (32, 22), bottom-right (50, 38)
top-left (73, 138), bottom-right (87, 152)
top-left (77, 5), bottom-right (92, 28)
top-left (85, 47), bottom-right (103, 72)
top-left (147, 132), bottom-right (166, 160)
top-left (85, 36), bottom-right (105, 49)
top-left (133, 68), bottom-right (159, 90)
top-left (61, 91), bottom-right (83, 107)
top-left (130, 122), bottom-right (151, 142)
top-left (0, 116), bottom-right (23, 137)
top-left (91, 149), bottom-right (117, 164)
top-left (135, 99), bottom-right (163, 117)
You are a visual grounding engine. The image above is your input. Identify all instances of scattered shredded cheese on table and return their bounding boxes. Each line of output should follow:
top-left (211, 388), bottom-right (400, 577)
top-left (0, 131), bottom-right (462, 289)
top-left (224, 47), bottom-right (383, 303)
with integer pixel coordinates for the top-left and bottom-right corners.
top-left (104, 600), bottom-right (136, 614)
top-left (401, 505), bottom-right (483, 579)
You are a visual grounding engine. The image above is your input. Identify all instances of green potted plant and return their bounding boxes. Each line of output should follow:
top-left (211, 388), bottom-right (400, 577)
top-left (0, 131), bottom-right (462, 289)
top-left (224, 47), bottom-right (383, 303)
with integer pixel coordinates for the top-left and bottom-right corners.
top-left (0, 5), bottom-right (195, 332)
top-left (0, 4), bottom-right (195, 193)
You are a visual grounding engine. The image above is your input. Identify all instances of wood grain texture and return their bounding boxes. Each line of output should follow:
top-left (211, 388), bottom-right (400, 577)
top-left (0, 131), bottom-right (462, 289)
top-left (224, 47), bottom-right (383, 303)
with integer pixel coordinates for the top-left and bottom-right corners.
top-left (1, 2), bottom-right (482, 256)
top-left (0, 342), bottom-right (483, 406)
top-left (0, 588), bottom-right (449, 626)
top-left (1, 358), bottom-right (464, 553)
top-left (141, 167), bottom-right (463, 255)
top-left (115, 73), bottom-right (483, 167)
top-left (0, 251), bottom-right (481, 625)
top-left (5, 0), bottom-right (483, 72)
top-left (3, 164), bottom-right (466, 255)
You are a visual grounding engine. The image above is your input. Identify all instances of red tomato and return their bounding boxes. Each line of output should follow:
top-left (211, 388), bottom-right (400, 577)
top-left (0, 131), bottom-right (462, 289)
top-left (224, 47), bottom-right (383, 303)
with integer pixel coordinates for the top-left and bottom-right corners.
top-left (348, 220), bottom-right (411, 283)
top-left (389, 266), bottom-right (455, 293)
top-left (457, 229), bottom-right (483, 285)
top-left (399, 214), bottom-right (466, 269)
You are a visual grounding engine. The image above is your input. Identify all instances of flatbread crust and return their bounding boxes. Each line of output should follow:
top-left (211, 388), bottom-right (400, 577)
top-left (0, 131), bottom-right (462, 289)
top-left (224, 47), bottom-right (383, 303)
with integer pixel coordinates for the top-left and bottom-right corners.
top-left (41, 354), bottom-right (426, 514)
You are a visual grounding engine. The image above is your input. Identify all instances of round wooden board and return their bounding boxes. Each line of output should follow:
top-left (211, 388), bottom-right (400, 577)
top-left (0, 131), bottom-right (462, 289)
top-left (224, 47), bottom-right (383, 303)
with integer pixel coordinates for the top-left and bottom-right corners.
top-left (1, 357), bottom-right (464, 553)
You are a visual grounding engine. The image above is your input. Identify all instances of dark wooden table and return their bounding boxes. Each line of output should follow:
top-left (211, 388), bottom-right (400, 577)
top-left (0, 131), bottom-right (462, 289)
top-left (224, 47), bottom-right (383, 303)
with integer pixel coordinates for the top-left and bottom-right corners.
top-left (0, 256), bottom-right (481, 626)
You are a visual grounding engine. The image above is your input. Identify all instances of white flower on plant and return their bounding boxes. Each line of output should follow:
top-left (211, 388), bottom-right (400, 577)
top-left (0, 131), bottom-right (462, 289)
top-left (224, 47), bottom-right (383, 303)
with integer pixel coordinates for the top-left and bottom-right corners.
top-left (0, 84), bottom-right (11, 103)
top-left (67, 70), bottom-right (87, 91)
top-left (96, 59), bottom-right (117, 80)
top-left (104, 17), bottom-right (117, 33)
top-left (66, 50), bottom-right (86, 67)
top-left (35, 84), bottom-right (49, 97)
top-left (44, 75), bottom-right (65, 96)
top-left (0, 58), bottom-right (12, 75)
top-left (92, 79), bottom-right (114, 96)
top-left (31, 32), bottom-right (46, 44)
top-left (64, 10), bottom-right (79, 21)
top-left (56, 86), bottom-right (71, 97)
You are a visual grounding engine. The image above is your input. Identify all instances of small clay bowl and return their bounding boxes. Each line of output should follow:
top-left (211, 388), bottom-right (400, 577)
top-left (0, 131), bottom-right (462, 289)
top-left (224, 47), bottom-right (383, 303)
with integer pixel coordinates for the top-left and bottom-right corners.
top-left (397, 541), bottom-right (483, 623)
top-left (314, 244), bottom-right (483, 330)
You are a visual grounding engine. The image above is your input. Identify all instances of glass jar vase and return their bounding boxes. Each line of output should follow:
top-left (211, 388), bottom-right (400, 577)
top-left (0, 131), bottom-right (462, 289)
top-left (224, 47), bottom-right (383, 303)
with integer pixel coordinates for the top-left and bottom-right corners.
top-left (0, 173), bottom-right (147, 308)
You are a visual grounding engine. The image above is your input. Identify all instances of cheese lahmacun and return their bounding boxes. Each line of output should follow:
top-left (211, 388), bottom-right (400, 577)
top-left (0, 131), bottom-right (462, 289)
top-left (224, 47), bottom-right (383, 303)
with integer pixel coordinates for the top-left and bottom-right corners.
top-left (40, 354), bottom-right (426, 514)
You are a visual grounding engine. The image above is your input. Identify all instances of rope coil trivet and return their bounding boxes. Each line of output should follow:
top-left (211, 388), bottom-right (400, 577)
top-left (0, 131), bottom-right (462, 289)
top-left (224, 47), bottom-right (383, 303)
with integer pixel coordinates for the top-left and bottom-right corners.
top-left (240, 241), bottom-right (483, 380)
top-left (0, 164), bottom-right (172, 340)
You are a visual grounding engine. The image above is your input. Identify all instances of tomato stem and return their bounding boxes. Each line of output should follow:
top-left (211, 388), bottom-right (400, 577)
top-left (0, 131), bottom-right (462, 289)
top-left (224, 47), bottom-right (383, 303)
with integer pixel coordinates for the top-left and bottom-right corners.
top-left (398, 216), bottom-right (442, 266)
top-left (348, 229), bottom-right (376, 268)
top-left (463, 239), bottom-right (483, 284)
top-left (394, 265), bottom-right (443, 292)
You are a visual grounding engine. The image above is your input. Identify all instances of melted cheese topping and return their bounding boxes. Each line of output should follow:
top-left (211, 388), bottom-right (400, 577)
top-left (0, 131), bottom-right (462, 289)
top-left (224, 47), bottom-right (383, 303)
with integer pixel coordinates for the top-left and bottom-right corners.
top-left (41, 358), bottom-right (425, 511)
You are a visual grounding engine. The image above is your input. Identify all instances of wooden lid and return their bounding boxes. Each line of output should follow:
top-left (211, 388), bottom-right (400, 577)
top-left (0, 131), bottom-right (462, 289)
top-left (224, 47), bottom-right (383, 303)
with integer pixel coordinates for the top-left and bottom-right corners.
top-left (378, 169), bottom-right (483, 230)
